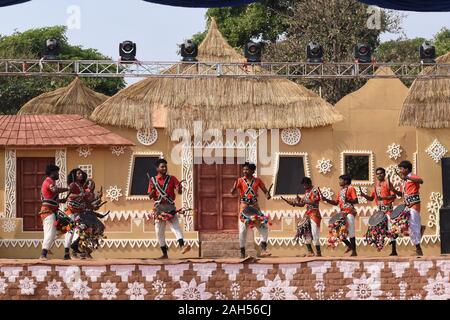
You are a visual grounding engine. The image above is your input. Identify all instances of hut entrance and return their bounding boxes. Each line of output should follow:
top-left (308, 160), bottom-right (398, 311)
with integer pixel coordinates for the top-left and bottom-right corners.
top-left (16, 157), bottom-right (55, 231)
top-left (194, 160), bottom-right (242, 233)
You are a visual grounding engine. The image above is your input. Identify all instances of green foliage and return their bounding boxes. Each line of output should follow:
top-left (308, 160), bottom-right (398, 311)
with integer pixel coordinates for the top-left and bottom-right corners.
top-left (434, 27), bottom-right (450, 56)
top-left (0, 26), bottom-right (125, 114)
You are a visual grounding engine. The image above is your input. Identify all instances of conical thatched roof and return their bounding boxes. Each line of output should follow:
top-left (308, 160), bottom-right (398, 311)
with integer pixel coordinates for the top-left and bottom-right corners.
top-left (91, 18), bottom-right (342, 132)
top-left (399, 52), bottom-right (450, 128)
top-left (18, 77), bottom-right (108, 117)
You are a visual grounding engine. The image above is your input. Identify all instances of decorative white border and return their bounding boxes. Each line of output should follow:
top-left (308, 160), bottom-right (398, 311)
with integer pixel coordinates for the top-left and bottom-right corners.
top-left (0, 238), bottom-right (199, 249)
top-left (340, 150), bottom-right (374, 186)
top-left (55, 149), bottom-right (67, 199)
top-left (4, 150), bottom-right (16, 218)
top-left (125, 151), bottom-right (164, 200)
top-left (413, 151), bottom-right (418, 174)
top-left (271, 152), bottom-right (311, 200)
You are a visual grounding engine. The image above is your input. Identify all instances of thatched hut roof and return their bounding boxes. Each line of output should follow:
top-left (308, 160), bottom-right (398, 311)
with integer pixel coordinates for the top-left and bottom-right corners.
top-left (399, 52), bottom-right (450, 128)
top-left (91, 18), bottom-right (342, 132)
top-left (18, 77), bottom-right (108, 117)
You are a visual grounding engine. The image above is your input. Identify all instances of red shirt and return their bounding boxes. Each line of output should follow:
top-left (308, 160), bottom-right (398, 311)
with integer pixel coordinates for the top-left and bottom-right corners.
top-left (370, 180), bottom-right (395, 206)
top-left (40, 177), bottom-right (59, 218)
top-left (148, 174), bottom-right (180, 204)
top-left (335, 185), bottom-right (357, 215)
top-left (236, 177), bottom-right (265, 199)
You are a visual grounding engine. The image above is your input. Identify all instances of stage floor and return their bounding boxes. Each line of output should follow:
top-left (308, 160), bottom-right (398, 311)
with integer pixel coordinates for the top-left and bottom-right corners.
top-left (0, 255), bottom-right (449, 300)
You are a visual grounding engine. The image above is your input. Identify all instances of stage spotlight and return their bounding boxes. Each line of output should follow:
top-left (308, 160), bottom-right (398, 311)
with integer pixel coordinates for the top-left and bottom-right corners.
top-left (180, 39), bottom-right (198, 62)
top-left (42, 39), bottom-right (60, 60)
top-left (119, 41), bottom-right (137, 62)
top-left (244, 42), bottom-right (262, 63)
top-left (354, 44), bottom-right (372, 63)
top-left (420, 41), bottom-right (436, 64)
top-left (306, 41), bottom-right (323, 63)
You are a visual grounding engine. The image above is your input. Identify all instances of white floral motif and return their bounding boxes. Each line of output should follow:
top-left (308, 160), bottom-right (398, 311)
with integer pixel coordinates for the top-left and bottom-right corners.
top-left (152, 280), bottom-right (166, 300)
top-left (426, 139), bottom-right (448, 163)
top-left (346, 273), bottom-right (382, 300)
top-left (257, 275), bottom-right (298, 300)
top-left (356, 187), bottom-right (368, 204)
top-left (19, 277), bottom-right (36, 295)
top-left (77, 146), bottom-right (92, 158)
top-left (386, 165), bottom-right (402, 198)
top-left (99, 280), bottom-right (119, 300)
top-left (298, 281), bottom-right (344, 300)
top-left (172, 278), bottom-right (212, 300)
top-left (2, 219), bottom-right (16, 232)
top-left (316, 158), bottom-right (333, 174)
top-left (427, 192), bottom-right (443, 229)
top-left (319, 187), bottom-right (334, 200)
top-left (46, 279), bottom-right (63, 297)
top-left (137, 129), bottom-right (158, 146)
top-left (110, 146), bottom-right (127, 156)
top-left (106, 186), bottom-right (123, 202)
top-left (126, 282), bottom-right (148, 300)
top-left (281, 128), bottom-right (301, 146)
top-left (424, 273), bottom-right (450, 300)
top-left (71, 280), bottom-right (92, 300)
top-left (0, 277), bottom-right (8, 294)
top-left (387, 143), bottom-right (403, 160)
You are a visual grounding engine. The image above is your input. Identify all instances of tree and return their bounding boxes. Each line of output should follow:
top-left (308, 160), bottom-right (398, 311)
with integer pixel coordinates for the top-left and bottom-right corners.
top-left (196, 0), bottom-right (403, 104)
top-left (192, 0), bottom-right (289, 47)
top-left (0, 26), bottom-right (125, 114)
top-left (434, 27), bottom-right (450, 57)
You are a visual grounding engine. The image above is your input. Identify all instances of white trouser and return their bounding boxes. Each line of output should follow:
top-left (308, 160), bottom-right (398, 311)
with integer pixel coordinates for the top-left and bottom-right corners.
top-left (310, 220), bottom-right (320, 246)
top-left (155, 216), bottom-right (184, 247)
top-left (409, 208), bottom-right (422, 245)
top-left (42, 214), bottom-right (57, 250)
top-left (64, 229), bottom-right (80, 248)
top-left (239, 220), bottom-right (268, 248)
top-left (346, 214), bottom-right (355, 238)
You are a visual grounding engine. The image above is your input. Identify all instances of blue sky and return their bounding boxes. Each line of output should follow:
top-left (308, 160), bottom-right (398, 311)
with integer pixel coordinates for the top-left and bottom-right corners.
top-left (0, 1), bottom-right (449, 61)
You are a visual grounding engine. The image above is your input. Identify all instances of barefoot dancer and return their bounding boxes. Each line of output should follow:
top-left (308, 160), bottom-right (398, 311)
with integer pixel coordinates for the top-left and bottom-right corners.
top-left (359, 167), bottom-right (397, 255)
top-left (285, 177), bottom-right (322, 257)
top-left (390, 160), bottom-right (425, 256)
top-left (231, 162), bottom-right (272, 258)
top-left (320, 174), bottom-right (358, 256)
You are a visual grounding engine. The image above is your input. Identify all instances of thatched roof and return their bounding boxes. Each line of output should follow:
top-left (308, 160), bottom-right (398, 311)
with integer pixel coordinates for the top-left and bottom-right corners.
top-left (18, 77), bottom-right (108, 117)
top-left (399, 52), bottom-right (450, 128)
top-left (91, 18), bottom-right (342, 132)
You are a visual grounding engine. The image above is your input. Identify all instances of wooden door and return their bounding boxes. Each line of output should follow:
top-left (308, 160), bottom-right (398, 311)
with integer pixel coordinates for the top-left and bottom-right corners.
top-left (195, 161), bottom-right (241, 233)
top-left (16, 157), bottom-right (55, 231)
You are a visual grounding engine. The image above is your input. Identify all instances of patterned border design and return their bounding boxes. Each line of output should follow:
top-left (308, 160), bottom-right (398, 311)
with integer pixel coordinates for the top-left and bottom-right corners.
top-left (271, 152), bottom-right (311, 200)
top-left (340, 150), bottom-right (374, 186)
top-left (4, 150), bottom-right (16, 218)
top-left (55, 149), bottom-right (67, 199)
top-left (125, 151), bottom-right (164, 201)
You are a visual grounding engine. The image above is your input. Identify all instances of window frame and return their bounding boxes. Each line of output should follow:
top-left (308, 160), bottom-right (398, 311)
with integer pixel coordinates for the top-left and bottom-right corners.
top-left (271, 152), bottom-right (311, 200)
top-left (126, 151), bottom-right (163, 200)
top-left (340, 150), bottom-right (374, 186)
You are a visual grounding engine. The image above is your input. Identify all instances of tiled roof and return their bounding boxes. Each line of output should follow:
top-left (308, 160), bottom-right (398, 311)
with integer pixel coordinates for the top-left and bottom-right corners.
top-left (0, 115), bottom-right (134, 147)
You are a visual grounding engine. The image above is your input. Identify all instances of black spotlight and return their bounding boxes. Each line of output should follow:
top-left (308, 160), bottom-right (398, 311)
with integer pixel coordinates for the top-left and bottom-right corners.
top-left (354, 44), bottom-right (372, 63)
top-left (306, 41), bottom-right (323, 63)
top-left (420, 41), bottom-right (436, 64)
top-left (244, 42), bottom-right (262, 63)
top-left (42, 39), bottom-right (60, 60)
top-left (180, 39), bottom-right (198, 62)
top-left (119, 41), bottom-right (137, 62)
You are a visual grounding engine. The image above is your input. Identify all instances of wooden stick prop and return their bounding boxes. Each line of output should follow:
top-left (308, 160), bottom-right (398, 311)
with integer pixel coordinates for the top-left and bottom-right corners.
top-left (280, 196), bottom-right (293, 206)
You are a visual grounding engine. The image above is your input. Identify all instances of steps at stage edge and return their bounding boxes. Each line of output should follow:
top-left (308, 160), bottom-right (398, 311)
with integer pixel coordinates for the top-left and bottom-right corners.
top-left (200, 233), bottom-right (257, 258)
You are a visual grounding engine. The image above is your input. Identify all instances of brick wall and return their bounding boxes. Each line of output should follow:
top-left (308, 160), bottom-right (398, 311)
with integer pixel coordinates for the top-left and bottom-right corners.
top-left (0, 257), bottom-right (449, 300)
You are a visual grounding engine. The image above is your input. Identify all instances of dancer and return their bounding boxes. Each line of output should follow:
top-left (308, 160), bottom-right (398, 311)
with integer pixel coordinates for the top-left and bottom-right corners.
top-left (320, 174), bottom-right (358, 256)
top-left (285, 177), bottom-right (322, 257)
top-left (148, 158), bottom-right (191, 259)
top-left (39, 164), bottom-right (69, 260)
top-left (231, 162), bottom-right (272, 258)
top-left (390, 160), bottom-right (425, 256)
top-left (359, 167), bottom-right (397, 255)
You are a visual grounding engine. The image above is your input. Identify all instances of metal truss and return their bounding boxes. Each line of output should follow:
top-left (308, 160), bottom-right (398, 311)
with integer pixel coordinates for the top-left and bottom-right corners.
top-left (0, 59), bottom-right (449, 79)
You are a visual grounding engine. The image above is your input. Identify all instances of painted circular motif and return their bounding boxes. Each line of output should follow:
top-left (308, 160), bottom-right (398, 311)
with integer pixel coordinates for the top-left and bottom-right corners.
top-left (137, 129), bottom-right (158, 146)
top-left (281, 128), bottom-right (301, 146)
